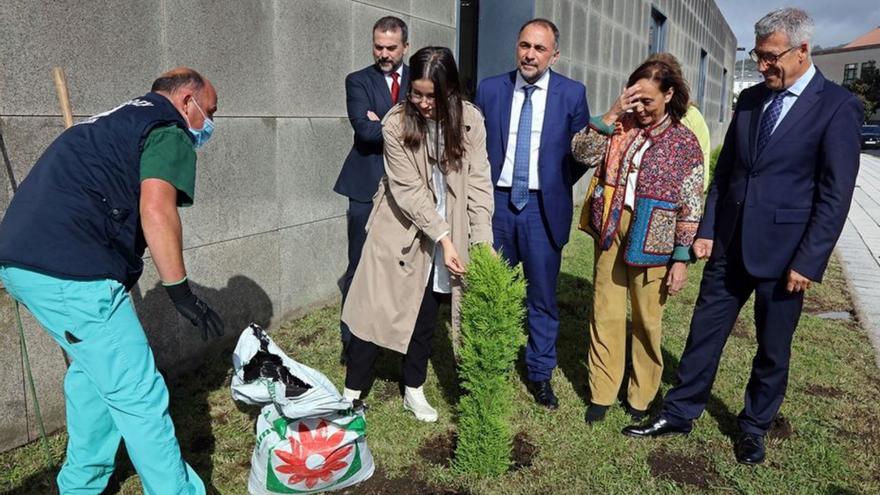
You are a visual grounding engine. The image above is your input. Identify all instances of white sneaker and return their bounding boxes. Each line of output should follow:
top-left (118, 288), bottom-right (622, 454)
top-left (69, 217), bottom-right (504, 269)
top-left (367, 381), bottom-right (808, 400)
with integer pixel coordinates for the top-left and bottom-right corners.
top-left (343, 388), bottom-right (361, 401)
top-left (403, 386), bottom-right (438, 422)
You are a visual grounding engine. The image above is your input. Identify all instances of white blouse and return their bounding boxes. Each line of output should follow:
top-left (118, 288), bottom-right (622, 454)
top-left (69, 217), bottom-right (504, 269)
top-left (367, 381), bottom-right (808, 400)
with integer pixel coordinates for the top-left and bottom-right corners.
top-left (426, 119), bottom-right (451, 294)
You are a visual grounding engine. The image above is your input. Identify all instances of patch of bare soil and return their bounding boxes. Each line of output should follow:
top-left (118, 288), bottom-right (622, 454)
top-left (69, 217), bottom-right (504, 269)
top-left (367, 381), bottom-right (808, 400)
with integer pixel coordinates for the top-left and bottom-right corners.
top-left (418, 430), bottom-right (538, 472)
top-left (804, 384), bottom-right (844, 399)
top-left (339, 466), bottom-right (470, 495)
top-left (419, 430), bottom-right (456, 468)
top-left (647, 447), bottom-right (720, 489)
top-left (767, 415), bottom-right (793, 441)
top-left (511, 432), bottom-right (537, 470)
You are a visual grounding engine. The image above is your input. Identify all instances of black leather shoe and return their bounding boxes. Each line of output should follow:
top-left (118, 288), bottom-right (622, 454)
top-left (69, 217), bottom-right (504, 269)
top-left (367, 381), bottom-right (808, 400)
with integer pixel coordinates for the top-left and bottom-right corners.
top-left (735, 433), bottom-right (765, 465)
top-left (530, 380), bottom-right (559, 409)
top-left (585, 404), bottom-right (609, 424)
top-left (622, 417), bottom-right (691, 438)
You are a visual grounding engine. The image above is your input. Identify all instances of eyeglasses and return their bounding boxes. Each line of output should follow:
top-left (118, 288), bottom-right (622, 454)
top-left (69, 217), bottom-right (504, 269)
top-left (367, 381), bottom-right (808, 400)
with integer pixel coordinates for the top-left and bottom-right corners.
top-left (409, 92), bottom-right (436, 104)
top-left (749, 46), bottom-right (797, 65)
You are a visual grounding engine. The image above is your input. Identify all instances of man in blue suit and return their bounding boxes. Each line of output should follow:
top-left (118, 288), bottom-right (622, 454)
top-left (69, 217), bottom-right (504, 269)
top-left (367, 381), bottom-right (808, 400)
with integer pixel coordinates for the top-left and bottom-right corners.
top-left (623, 8), bottom-right (863, 465)
top-left (475, 18), bottom-right (589, 408)
top-left (334, 16), bottom-right (409, 356)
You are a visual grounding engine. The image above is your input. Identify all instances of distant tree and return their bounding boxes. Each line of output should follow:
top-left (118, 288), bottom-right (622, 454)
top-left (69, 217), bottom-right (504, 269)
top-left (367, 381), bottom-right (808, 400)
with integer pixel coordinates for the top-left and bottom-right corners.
top-left (844, 61), bottom-right (880, 121)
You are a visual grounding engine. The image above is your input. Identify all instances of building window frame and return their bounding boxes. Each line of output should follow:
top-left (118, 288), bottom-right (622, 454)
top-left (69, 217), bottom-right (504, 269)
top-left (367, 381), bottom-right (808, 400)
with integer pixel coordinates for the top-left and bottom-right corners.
top-left (843, 63), bottom-right (858, 85)
top-left (697, 49), bottom-right (708, 110)
top-left (861, 60), bottom-right (876, 79)
top-left (649, 7), bottom-right (667, 54)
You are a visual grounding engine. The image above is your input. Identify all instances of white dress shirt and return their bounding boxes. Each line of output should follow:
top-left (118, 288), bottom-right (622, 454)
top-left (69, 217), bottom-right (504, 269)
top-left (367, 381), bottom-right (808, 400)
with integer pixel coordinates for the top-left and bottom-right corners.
top-left (384, 64), bottom-right (405, 94)
top-left (497, 70), bottom-right (551, 190)
top-left (761, 63), bottom-right (816, 134)
top-left (625, 137), bottom-right (651, 209)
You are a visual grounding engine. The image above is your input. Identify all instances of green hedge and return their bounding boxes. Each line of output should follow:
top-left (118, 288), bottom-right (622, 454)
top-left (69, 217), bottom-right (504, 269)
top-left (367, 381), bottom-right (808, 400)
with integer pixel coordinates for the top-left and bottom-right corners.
top-left (454, 244), bottom-right (527, 476)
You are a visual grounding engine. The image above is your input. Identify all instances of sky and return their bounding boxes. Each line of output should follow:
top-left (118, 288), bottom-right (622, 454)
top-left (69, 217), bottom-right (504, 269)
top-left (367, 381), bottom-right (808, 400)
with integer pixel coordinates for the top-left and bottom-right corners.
top-left (715, 0), bottom-right (880, 56)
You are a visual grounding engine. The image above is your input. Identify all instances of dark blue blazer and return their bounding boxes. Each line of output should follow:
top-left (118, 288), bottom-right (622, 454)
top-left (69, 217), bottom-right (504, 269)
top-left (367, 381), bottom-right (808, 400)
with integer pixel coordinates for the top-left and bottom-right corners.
top-left (698, 70), bottom-right (863, 281)
top-left (334, 64), bottom-right (409, 202)
top-left (475, 70), bottom-right (590, 248)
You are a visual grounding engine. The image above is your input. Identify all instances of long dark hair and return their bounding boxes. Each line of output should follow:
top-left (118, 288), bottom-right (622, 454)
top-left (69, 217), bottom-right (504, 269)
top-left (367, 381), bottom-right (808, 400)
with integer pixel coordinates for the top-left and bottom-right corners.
top-left (625, 60), bottom-right (690, 123)
top-left (402, 46), bottom-right (464, 172)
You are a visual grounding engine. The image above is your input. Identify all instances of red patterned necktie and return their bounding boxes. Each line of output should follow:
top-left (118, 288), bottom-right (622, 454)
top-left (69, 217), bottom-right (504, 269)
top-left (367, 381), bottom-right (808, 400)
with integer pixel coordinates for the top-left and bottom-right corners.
top-left (390, 72), bottom-right (400, 104)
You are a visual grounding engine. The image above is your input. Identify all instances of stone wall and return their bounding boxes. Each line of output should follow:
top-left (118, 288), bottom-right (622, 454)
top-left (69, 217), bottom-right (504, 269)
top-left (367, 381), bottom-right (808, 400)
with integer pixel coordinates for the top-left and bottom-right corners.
top-left (0, 0), bottom-right (457, 453)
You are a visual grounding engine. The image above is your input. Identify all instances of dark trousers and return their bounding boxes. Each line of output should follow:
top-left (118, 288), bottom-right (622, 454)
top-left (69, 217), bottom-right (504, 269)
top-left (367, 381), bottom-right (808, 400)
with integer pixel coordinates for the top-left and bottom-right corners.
top-left (661, 237), bottom-right (805, 435)
top-left (492, 188), bottom-right (562, 382)
top-left (344, 271), bottom-right (443, 391)
top-left (340, 198), bottom-right (373, 346)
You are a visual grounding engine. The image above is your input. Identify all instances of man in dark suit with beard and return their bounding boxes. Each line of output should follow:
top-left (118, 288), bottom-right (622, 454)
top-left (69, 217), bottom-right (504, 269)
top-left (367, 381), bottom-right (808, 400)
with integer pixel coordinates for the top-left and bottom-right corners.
top-left (334, 16), bottom-right (410, 358)
top-left (475, 19), bottom-right (589, 408)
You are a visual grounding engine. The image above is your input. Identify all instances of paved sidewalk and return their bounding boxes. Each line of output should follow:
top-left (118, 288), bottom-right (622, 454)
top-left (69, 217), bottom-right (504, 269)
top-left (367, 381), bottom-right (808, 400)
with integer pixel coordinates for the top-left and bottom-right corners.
top-left (836, 152), bottom-right (880, 365)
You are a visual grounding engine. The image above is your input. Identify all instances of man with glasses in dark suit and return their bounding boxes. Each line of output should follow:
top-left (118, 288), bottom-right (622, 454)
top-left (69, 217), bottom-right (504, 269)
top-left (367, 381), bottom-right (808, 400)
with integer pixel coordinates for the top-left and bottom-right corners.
top-left (623, 8), bottom-right (862, 466)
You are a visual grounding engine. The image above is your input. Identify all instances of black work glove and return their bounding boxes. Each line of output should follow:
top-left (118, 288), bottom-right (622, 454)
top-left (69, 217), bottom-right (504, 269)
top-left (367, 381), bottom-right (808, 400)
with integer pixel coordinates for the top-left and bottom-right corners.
top-left (164, 279), bottom-right (225, 341)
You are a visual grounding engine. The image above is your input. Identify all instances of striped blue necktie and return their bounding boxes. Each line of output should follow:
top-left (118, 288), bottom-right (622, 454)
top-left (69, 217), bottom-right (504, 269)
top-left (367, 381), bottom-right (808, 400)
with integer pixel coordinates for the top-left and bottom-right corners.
top-left (511, 85), bottom-right (537, 211)
top-left (756, 90), bottom-right (789, 156)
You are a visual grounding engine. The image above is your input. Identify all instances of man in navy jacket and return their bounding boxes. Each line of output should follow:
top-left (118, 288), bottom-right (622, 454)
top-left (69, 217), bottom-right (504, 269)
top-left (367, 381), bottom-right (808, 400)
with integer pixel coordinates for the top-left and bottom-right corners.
top-left (623, 8), bottom-right (863, 465)
top-left (334, 16), bottom-right (409, 354)
top-left (475, 18), bottom-right (589, 408)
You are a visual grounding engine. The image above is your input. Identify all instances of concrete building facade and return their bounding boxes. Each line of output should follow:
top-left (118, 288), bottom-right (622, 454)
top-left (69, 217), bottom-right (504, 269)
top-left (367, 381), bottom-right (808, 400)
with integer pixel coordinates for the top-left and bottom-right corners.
top-left (0, 0), bottom-right (734, 452)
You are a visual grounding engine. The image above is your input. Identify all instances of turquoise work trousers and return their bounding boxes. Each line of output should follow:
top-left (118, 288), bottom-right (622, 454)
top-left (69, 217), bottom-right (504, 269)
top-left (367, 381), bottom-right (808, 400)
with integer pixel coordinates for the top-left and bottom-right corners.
top-left (0, 265), bottom-right (205, 495)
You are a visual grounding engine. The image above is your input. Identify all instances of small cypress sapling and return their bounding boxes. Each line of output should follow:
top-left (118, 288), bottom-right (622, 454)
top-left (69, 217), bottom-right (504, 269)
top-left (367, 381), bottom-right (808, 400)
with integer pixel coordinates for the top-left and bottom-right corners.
top-left (454, 244), bottom-right (527, 476)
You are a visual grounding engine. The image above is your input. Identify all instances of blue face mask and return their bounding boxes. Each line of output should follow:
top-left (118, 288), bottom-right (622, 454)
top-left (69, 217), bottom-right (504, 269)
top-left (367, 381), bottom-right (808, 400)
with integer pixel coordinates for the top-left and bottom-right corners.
top-left (187, 98), bottom-right (215, 149)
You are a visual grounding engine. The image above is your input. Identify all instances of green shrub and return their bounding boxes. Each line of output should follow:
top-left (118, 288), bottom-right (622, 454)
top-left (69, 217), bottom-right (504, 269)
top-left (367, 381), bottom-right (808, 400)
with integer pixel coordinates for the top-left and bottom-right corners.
top-left (454, 244), bottom-right (527, 476)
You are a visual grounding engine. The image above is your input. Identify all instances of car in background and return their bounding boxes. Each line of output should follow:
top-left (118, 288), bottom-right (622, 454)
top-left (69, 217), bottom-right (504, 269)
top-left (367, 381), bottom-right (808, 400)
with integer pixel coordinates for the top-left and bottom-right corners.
top-left (863, 125), bottom-right (880, 149)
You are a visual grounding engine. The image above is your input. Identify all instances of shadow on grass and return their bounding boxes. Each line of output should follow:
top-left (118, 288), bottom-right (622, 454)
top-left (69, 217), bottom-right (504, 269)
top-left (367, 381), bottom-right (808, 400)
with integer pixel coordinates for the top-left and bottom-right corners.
top-left (508, 270), bottom-right (593, 407)
top-left (2, 275), bottom-right (273, 495)
top-left (556, 271), bottom-right (593, 405)
top-left (106, 275), bottom-right (272, 494)
top-left (537, 262), bottom-right (738, 443)
top-left (1, 467), bottom-right (59, 495)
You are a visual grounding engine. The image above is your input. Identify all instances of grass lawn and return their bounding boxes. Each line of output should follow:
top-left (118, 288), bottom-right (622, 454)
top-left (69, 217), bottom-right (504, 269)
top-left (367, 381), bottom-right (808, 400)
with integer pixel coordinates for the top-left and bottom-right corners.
top-left (3, 215), bottom-right (880, 494)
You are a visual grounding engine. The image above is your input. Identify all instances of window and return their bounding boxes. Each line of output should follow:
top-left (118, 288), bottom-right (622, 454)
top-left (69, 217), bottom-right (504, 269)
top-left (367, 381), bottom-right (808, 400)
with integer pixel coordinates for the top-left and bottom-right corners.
top-left (697, 49), bottom-right (708, 110)
top-left (843, 63), bottom-right (858, 85)
top-left (649, 7), bottom-right (667, 54)
top-left (862, 60), bottom-right (877, 79)
top-left (719, 68), bottom-right (728, 122)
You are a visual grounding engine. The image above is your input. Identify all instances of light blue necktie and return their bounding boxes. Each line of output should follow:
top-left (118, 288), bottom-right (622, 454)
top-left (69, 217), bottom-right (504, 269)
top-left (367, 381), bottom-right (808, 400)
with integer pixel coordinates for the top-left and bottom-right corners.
top-left (756, 90), bottom-right (789, 156)
top-left (511, 85), bottom-right (537, 211)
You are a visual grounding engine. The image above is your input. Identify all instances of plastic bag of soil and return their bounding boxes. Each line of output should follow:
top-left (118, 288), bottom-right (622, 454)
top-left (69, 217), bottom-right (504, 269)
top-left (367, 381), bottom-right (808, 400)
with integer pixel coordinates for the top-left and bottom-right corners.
top-left (231, 324), bottom-right (374, 494)
top-left (231, 323), bottom-right (351, 417)
top-left (250, 404), bottom-right (372, 494)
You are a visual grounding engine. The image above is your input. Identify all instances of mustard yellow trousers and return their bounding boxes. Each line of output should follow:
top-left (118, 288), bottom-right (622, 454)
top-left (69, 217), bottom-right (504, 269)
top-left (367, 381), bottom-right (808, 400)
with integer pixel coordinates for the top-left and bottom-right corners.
top-left (589, 208), bottom-right (669, 411)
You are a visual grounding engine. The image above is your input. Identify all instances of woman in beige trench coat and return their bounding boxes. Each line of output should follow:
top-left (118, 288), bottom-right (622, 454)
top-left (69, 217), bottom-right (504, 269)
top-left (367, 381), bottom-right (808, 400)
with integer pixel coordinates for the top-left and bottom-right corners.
top-left (341, 46), bottom-right (494, 422)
